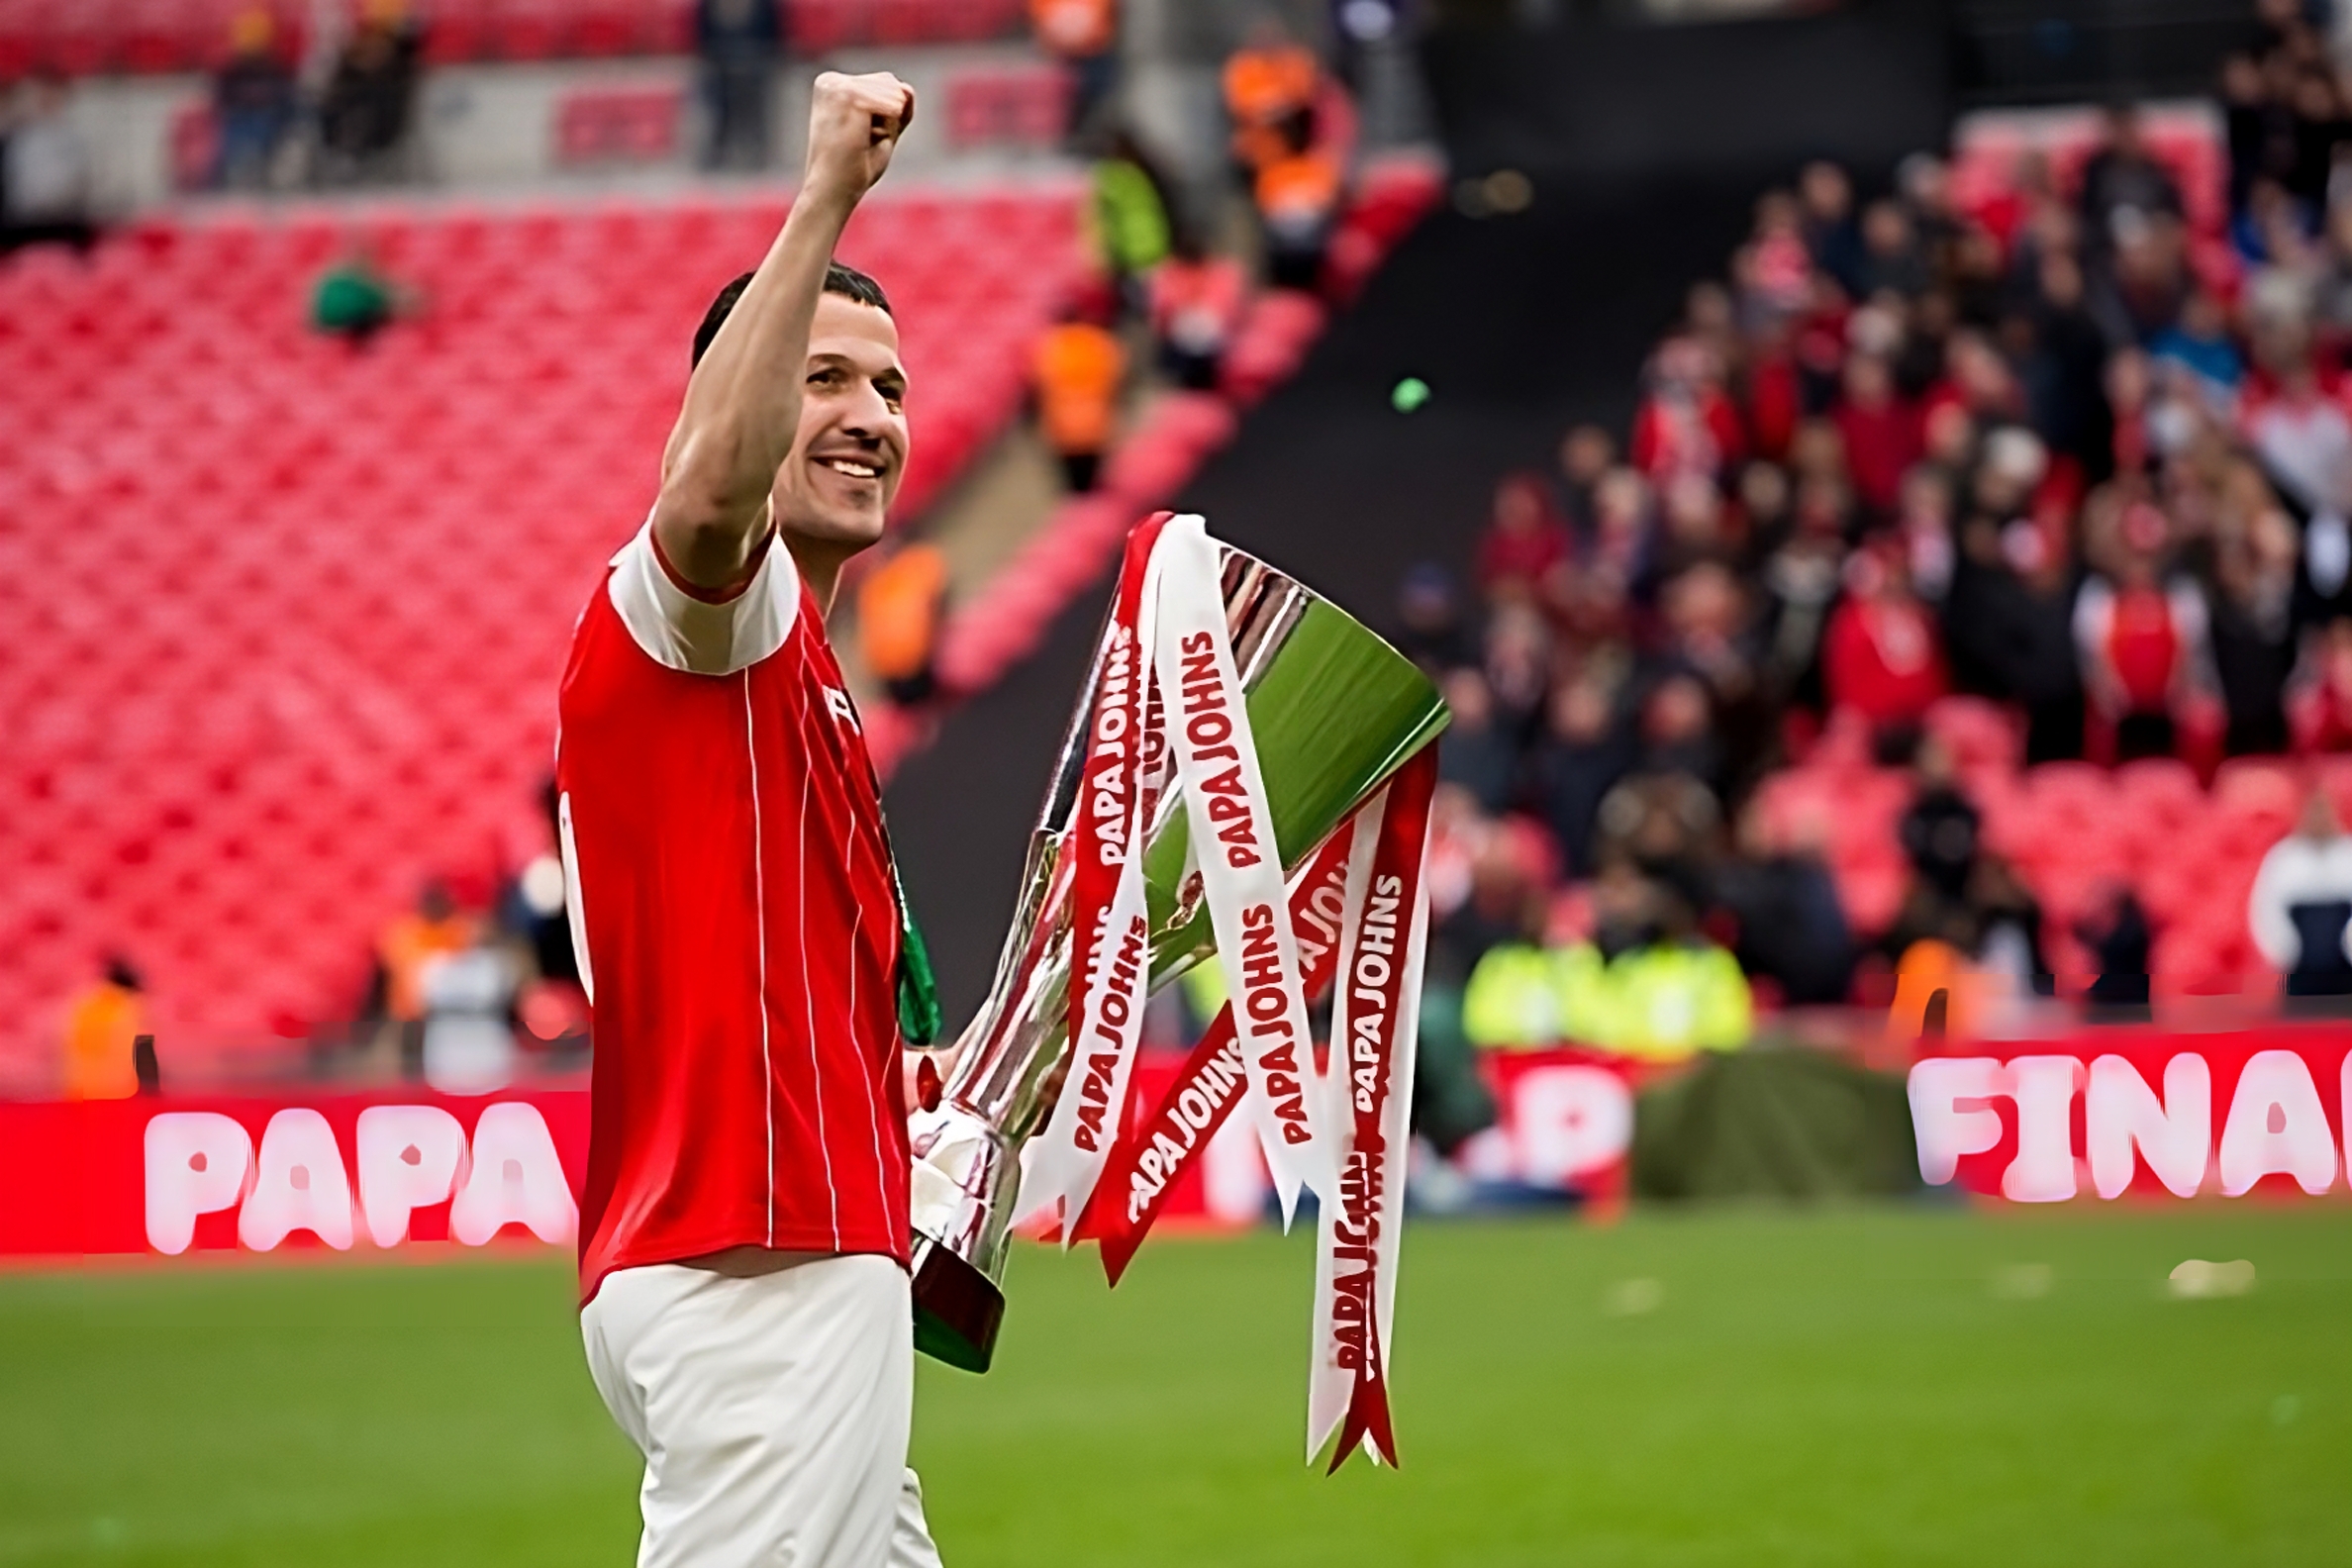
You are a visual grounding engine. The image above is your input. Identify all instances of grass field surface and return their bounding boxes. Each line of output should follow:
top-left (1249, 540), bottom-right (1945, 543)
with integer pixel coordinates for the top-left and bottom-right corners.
top-left (1, 1205), bottom-right (2344, 1566)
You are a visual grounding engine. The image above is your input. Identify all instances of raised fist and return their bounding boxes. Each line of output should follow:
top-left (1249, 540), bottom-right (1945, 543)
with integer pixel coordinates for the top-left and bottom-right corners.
top-left (803, 70), bottom-right (915, 207)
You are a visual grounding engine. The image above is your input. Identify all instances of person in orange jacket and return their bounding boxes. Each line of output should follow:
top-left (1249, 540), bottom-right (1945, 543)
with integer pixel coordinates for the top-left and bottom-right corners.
top-left (857, 533), bottom-right (949, 706)
top-left (376, 880), bottom-right (473, 1080)
top-left (1254, 119), bottom-right (1342, 292)
top-left (61, 955), bottom-right (146, 1101)
top-left (1032, 305), bottom-right (1127, 492)
top-left (1223, 18), bottom-right (1319, 175)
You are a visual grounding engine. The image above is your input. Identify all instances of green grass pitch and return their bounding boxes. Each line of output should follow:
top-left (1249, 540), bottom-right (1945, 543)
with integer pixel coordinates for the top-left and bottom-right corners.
top-left (1, 1205), bottom-right (2345, 1566)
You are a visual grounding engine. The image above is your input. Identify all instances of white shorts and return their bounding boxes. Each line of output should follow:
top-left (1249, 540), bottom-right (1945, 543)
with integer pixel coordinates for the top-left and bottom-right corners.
top-left (582, 1253), bottom-right (943, 1568)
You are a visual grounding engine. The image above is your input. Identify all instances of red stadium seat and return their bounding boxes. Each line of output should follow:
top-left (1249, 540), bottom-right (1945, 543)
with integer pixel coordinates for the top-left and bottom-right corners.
top-left (0, 0), bottom-right (1029, 76)
top-left (0, 184), bottom-right (1085, 1076)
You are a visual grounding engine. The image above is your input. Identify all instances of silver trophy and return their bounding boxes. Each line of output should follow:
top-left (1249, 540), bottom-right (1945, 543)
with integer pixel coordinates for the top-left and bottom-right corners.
top-left (908, 539), bottom-right (1446, 1371)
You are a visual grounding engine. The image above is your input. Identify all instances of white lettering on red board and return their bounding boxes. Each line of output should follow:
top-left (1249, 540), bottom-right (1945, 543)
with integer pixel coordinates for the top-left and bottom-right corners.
top-left (1910, 1051), bottom-right (2346, 1199)
top-left (144, 1105), bottom-right (577, 1255)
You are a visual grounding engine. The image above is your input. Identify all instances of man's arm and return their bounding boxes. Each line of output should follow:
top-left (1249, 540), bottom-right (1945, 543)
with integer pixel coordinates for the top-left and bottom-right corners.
top-left (651, 70), bottom-right (914, 591)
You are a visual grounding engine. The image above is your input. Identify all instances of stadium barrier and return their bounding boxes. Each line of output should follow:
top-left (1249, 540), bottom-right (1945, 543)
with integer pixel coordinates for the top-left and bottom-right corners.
top-left (1911, 1028), bottom-right (2352, 1201)
top-left (8, 1030), bottom-right (2339, 1264)
top-left (0, 1051), bottom-right (1642, 1263)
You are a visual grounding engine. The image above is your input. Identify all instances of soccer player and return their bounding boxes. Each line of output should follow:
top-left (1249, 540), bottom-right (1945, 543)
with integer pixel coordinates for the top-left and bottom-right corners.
top-left (556, 71), bottom-right (947, 1568)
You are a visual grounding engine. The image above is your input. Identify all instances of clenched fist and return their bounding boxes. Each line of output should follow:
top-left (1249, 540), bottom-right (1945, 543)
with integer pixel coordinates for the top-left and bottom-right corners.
top-left (802, 70), bottom-right (915, 209)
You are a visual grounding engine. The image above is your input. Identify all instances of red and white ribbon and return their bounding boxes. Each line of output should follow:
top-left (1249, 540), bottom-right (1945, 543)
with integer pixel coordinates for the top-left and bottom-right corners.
top-left (1307, 747), bottom-right (1435, 1470)
top-left (1021, 514), bottom-right (1171, 1232)
top-left (1079, 826), bottom-right (1358, 1277)
top-left (1034, 515), bottom-right (1441, 1471)
top-left (1149, 515), bottom-right (1335, 1220)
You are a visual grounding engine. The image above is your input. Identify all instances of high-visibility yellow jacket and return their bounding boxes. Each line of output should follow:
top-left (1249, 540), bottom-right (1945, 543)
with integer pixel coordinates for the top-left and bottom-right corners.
top-left (1463, 940), bottom-right (1751, 1059)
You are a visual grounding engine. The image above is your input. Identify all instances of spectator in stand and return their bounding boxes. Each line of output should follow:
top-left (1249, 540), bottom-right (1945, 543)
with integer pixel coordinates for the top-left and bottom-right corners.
top-left (1223, 17), bottom-right (1319, 180)
top-left (695, 0), bottom-right (782, 172)
top-left (1148, 227), bottom-right (1245, 391)
top-left (374, 880), bottom-right (472, 1080)
top-left (2284, 64), bottom-right (2350, 216)
top-left (1, 76), bottom-right (94, 253)
top-left (1896, 736), bottom-right (1981, 912)
top-left (1474, 471), bottom-right (1571, 600)
top-left (512, 783), bottom-right (581, 990)
top-left (2021, 250), bottom-right (2115, 480)
top-left (419, 931), bottom-right (521, 1094)
top-left (60, 955), bottom-right (145, 1101)
top-left (1031, 302), bottom-right (1126, 492)
top-left (1434, 809), bottom-right (1554, 981)
top-left (1712, 798), bottom-right (1855, 1008)
top-left (1758, 479), bottom-right (1845, 712)
top-left (1886, 738), bottom-right (2049, 990)
top-left (214, 9), bottom-right (297, 192)
top-left (1631, 337), bottom-right (1744, 485)
top-left (2249, 786), bottom-right (2352, 998)
top-left (311, 242), bottom-right (415, 344)
top-left (1481, 600), bottom-right (1552, 739)
top-left (1393, 562), bottom-right (1470, 673)
top-left (1528, 673), bottom-right (1635, 876)
top-left (2077, 104), bottom-right (2186, 261)
top-left (2224, 50), bottom-right (2295, 216)
top-left (2075, 488), bottom-right (2222, 765)
top-left (1897, 464), bottom-right (1957, 606)
top-left (2290, 617), bottom-right (2352, 749)
top-left (2077, 885), bottom-right (2154, 1017)
top-left (1831, 352), bottom-right (1921, 518)
top-left (1733, 190), bottom-right (1813, 327)
top-left (1435, 667), bottom-right (1517, 814)
top-left (857, 531), bottom-right (949, 707)
top-left (1798, 159), bottom-right (1863, 296)
top-left (1856, 199), bottom-right (1930, 299)
top-left (2309, 200), bottom-right (2352, 333)
top-left (1822, 532), bottom-right (1949, 738)
top-left (1596, 681), bottom-right (1724, 876)
top-left (2248, 352), bottom-right (2352, 517)
top-left (1091, 129), bottom-right (1173, 317)
top-left (2205, 475), bottom-right (2300, 754)
top-left (317, 0), bottom-right (424, 185)
top-left (1557, 424), bottom-right (1616, 536)
top-left (1030, 0), bottom-right (1119, 145)
top-left (1945, 489), bottom-right (2087, 764)
top-left (2151, 289), bottom-right (2245, 409)
top-left (1253, 118), bottom-right (1342, 293)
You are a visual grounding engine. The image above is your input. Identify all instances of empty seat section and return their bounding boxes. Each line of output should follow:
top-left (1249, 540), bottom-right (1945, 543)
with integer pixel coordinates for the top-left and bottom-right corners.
top-left (0, 184), bottom-right (1082, 1077)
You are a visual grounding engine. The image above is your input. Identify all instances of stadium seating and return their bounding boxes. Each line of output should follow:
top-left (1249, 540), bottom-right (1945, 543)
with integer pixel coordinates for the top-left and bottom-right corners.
top-left (0, 0), bottom-right (1029, 81)
top-left (1750, 696), bottom-right (2330, 997)
top-left (1949, 103), bottom-right (2239, 295)
top-left (0, 182), bottom-right (1083, 1081)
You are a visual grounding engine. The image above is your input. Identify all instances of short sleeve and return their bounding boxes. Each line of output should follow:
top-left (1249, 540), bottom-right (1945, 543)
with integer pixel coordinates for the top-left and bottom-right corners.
top-left (605, 517), bottom-right (801, 676)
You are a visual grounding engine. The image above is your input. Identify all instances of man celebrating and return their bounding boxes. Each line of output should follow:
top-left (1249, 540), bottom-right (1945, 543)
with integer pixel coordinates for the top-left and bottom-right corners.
top-left (556, 71), bottom-right (946, 1567)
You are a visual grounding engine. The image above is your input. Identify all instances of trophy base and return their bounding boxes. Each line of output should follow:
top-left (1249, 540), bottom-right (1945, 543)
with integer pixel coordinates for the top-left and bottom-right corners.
top-left (911, 1235), bottom-right (1004, 1372)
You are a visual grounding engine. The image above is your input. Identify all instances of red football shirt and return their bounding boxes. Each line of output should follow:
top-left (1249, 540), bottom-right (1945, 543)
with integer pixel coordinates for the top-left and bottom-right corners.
top-left (556, 520), bottom-right (912, 1306)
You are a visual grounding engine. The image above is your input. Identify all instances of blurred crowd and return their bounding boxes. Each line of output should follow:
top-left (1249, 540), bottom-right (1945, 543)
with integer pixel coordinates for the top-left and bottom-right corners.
top-left (1026, 12), bottom-right (1354, 492)
top-left (206, 0), bottom-right (428, 191)
top-left (1412, 0), bottom-right (2352, 1053)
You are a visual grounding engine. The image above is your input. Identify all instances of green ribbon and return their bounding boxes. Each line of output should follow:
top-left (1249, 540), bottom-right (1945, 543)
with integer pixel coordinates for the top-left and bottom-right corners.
top-left (892, 860), bottom-right (942, 1048)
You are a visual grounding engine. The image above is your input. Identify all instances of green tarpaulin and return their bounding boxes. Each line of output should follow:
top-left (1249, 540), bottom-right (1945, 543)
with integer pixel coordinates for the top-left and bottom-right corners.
top-left (1632, 1047), bottom-right (1921, 1202)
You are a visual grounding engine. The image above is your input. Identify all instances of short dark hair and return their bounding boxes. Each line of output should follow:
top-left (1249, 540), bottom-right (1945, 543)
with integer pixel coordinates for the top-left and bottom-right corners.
top-left (691, 261), bottom-right (892, 367)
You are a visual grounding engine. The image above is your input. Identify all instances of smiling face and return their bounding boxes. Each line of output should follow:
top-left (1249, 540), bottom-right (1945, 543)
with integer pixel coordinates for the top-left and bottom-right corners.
top-left (771, 291), bottom-right (909, 554)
